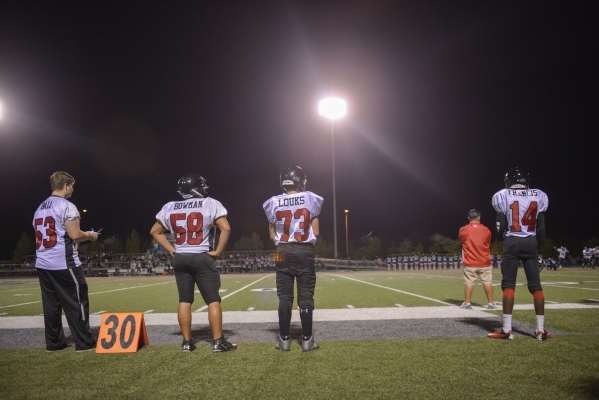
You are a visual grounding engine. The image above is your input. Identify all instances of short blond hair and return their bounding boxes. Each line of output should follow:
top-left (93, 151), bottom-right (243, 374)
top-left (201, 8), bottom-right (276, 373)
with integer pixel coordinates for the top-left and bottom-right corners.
top-left (50, 171), bottom-right (75, 191)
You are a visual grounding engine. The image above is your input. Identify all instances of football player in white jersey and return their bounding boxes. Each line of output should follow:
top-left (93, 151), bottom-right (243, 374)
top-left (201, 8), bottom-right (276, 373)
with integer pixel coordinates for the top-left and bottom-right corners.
top-left (33, 171), bottom-right (99, 352)
top-left (488, 167), bottom-right (551, 340)
top-left (150, 173), bottom-right (236, 353)
top-left (263, 166), bottom-right (323, 352)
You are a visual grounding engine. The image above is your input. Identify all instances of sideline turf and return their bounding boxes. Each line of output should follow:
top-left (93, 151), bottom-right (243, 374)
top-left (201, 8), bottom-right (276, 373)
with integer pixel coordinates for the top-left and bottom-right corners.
top-left (1, 336), bottom-right (597, 399)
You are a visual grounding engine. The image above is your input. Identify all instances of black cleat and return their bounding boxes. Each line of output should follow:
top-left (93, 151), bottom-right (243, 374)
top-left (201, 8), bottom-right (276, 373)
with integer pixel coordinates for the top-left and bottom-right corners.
top-left (182, 339), bottom-right (196, 352)
top-left (212, 337), bottom-right (237, 352)
top-left (46, 343), bottom-right (73, 353)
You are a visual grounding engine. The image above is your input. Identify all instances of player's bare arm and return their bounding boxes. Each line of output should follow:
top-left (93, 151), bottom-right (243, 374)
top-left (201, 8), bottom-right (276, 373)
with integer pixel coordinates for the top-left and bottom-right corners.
top-left (207, 216), bottom-right (230, 258)
top-left (150, 221), bottom-right (175, 256)
top-left (268, 223), bottom-right (276, 243)
top-left (65, 218), bottom-right (99, 242)
top-left (311, 216), bottom-right (320, 238)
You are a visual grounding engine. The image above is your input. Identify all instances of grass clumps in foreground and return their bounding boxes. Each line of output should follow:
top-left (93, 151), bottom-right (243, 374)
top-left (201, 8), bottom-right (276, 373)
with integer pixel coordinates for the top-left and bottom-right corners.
top-left (1, 336), bottom-right (598, 399)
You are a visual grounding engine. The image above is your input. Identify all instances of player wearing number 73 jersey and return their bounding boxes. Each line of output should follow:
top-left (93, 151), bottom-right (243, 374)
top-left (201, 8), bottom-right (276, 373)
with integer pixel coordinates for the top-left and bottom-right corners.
top-left (263, 166), bottom-right (323, 352)
top-left (489, 167), bottom-right (550, 341)
top-left (151, 173), bottom-right (236, 353)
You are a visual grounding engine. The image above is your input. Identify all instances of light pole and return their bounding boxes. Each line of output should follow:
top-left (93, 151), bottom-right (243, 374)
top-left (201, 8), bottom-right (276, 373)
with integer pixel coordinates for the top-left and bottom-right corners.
top-left (319, 97), bottom-right (347, 261)
top-left (344, 210), bottom-right (349, 259)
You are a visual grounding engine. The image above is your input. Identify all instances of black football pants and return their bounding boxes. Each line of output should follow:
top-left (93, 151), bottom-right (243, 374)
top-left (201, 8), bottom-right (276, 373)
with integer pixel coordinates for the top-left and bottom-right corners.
top-left (37, 267), bottom-right (96, 351)
top-left (501, 236), bottom-right (542, 294)
top-left (275, 243), bottom-right (316, 337)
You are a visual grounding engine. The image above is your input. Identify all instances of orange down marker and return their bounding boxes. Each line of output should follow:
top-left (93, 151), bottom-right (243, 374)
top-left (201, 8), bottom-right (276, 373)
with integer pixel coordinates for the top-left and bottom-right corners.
top-left (95, 312), bottom-right (149, 354)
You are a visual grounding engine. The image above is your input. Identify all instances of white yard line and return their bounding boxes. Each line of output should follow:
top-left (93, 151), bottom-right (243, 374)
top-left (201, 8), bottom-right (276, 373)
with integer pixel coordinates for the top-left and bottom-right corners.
top-left (0, 301), bottom-right (41, 309)
top-left (550, 285), bottom-right (599, 291)
top-left (327, 273), bottom-right (452, 305)
top-left (247, 307), bottom-right (254, 311)
top-left (403, 273), bottom-right (463, 280)
top-left (395, 304), bottom-right (405, 308)
top-left (347, 305), bottom-right (354, 309)
top-left (0, 281), bottom-right (174, 309)
top-left (194, 274), bottom-right (274, 312)
top-left (89, 281), bottom-right (173, 295)
top-left (145, 309), bottom-right (154, 314)
top-left (92, 310), bottom-right (106, 315)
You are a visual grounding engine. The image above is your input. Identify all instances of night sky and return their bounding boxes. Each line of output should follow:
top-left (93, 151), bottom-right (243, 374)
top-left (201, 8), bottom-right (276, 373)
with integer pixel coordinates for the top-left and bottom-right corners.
top-left (1, 1), bottom-right (597, 259)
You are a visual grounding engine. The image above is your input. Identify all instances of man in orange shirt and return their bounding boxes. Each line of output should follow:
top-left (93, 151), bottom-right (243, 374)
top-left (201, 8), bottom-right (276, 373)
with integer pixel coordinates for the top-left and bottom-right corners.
top-left (458, 209), bottom-right (496, 309)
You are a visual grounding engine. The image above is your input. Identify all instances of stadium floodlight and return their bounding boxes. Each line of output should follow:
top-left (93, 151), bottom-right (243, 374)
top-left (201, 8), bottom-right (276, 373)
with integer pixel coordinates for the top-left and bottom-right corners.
top-left (319, 97), bottom-right (347, 261)
top-left (319, 97), bottom-right (347, 120)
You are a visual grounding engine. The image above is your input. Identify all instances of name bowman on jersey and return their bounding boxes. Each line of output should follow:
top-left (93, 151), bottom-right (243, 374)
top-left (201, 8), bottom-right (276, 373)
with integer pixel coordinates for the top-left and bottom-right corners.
top-left (156, 197), bottom-right (226, 252)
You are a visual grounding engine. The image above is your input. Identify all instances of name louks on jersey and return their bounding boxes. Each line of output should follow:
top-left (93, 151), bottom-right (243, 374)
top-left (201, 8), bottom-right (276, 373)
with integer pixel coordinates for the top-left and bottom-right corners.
top-left (33, 196), bottom-right (82, 270)
top-left (156, 197), bottom-right (227, 253)
top-left (492, 188), bottom-right (548, 237)
top-left (263, 191), bottom-right (323, 246)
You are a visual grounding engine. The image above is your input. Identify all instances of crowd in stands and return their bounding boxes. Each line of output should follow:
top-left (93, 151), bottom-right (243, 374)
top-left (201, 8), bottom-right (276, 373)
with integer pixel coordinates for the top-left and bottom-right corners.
top-left (8, 247), bottom-right (599, 275)
top-left (78, 252), bottom-right (173, 276)
top-left (384, 253), bottom-right (505, 271)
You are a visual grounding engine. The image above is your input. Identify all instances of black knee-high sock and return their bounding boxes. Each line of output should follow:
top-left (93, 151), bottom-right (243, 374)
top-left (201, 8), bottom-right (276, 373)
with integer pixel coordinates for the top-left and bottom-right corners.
top-left (278, 299), bottom-right (292, 337)
top-left (299, 306), bottom-right (314, 338)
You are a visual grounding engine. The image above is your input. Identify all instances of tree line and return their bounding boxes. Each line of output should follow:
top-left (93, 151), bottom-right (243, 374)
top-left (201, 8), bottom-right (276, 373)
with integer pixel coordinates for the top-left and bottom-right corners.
top-left (12, 228), bottom-right (597, 262)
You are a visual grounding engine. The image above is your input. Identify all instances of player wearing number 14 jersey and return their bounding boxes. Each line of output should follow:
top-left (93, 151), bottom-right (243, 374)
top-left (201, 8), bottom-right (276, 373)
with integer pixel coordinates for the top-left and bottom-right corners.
top-left (151, 173), bottom-right (236, 353)
top-left (489, 167), bottom-right (551, 340)
top-left (263, 166), bottom-right (323, 352)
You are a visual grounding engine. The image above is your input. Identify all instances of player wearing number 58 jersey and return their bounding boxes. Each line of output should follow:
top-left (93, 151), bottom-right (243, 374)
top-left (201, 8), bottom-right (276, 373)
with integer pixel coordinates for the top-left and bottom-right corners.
top-left (263, 166), bottom-right (323, 352)
top-left (33, 171), bottom-right (99, 352)
top-left (488, 167), bottom-right (551, 341)
top-left (151, 173), bottom-right (236, 353)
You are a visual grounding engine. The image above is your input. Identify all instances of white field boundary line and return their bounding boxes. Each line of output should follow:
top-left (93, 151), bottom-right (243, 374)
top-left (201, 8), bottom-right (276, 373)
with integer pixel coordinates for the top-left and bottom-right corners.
top-left (4, 303), bottom-right (599, 328)
top-left (326, 273), bottom-right (452, 305)
top-left (194, 274), bottom-right (274, 312)
top-left (0, 281), bottom-right (174, 309)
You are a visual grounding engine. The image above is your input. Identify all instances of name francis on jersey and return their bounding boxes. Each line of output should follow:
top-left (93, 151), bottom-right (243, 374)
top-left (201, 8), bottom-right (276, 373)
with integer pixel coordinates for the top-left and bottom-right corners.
top-left (492, 188), bottom-right (548, 238)
top-left (263, 191), bottom-right (323, 246)
top-left (156, 197), bottom-right (227, 253)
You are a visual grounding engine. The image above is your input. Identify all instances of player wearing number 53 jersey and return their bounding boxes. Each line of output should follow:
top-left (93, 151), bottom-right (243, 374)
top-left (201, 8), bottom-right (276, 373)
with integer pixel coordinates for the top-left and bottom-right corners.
top-left (33, 171), bottom-right (99, 352)
top-left (151, 173), bottom-right (236, 353)
top-left (263, 166), bottom-right (323, 352)
top-left (489, 167), bottom-right (551, 341)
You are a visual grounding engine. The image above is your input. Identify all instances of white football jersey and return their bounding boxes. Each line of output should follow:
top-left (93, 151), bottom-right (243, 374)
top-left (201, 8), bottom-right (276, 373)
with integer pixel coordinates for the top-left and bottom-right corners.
top-left (492, 188), bottom-right (548, 238)
top-left (263, 191), bottom-right (323, 246)
top-left (33, 196), bottom-right (82, 270)
top-left (156, 197), bottom-right (227, 253)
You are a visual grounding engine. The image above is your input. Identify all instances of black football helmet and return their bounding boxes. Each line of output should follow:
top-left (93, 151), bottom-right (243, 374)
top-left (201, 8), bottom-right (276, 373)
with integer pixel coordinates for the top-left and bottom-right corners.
top-left (504, 167), bottom-right (530, 189)
top-left (280, 166), bottom-right (307, 192)
top-left (178, 173), bottom-right (208, 199)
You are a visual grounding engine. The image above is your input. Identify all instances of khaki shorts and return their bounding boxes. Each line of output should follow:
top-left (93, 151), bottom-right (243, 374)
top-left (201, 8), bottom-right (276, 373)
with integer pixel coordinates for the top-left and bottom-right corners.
top-left (463, 266), bottom-right (492, 285)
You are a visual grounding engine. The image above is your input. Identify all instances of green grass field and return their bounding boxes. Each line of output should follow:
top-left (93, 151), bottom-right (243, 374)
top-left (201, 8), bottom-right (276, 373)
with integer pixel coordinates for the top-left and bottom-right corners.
top-left (1, 269), bottom-right (598, 399)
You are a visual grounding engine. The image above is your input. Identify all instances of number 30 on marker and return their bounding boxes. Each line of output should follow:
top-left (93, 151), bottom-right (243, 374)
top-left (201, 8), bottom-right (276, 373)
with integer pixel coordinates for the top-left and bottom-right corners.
top-left (96, 312), bottom-right (149, 354)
